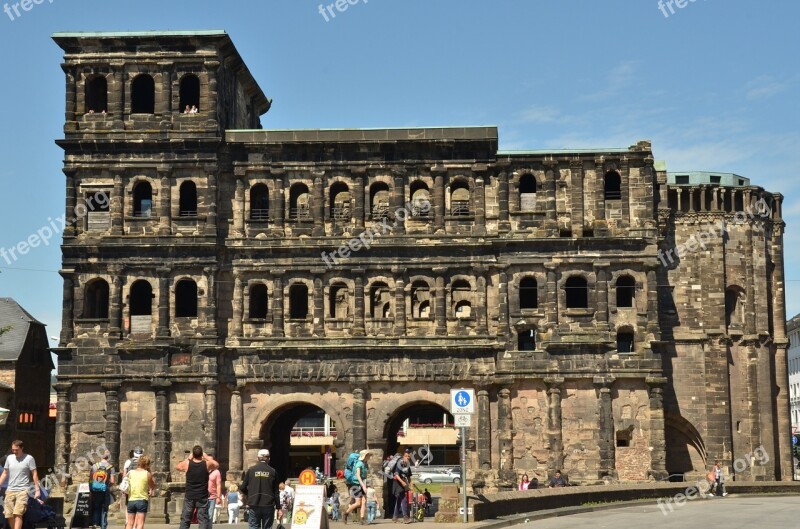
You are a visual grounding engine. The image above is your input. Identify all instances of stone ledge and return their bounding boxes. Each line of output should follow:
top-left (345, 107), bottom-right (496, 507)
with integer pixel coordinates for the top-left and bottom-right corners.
top-left (471, 481), bottom-right (800, 521)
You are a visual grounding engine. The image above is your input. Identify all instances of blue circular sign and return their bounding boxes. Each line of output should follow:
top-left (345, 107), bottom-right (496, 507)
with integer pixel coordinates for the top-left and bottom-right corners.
top-left (455, 390), bottom-right (471, 408)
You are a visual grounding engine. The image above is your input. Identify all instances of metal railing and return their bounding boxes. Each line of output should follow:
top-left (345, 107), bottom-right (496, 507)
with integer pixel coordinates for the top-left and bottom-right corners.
top-left (290, 426), bottom-right (337, 437)
top-left (450, 201), bottom-right (471, 216)
top-left (289, 206), bottom-right (312, 221)
top-left (250, 209), bottom-right (270, 221)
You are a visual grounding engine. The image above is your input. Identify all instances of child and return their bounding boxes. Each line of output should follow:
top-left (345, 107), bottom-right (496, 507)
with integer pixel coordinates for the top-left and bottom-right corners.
top-left (330, 486), bottom-right (340, 521)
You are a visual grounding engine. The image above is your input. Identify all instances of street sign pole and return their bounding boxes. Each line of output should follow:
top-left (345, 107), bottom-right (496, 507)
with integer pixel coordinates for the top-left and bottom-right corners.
top-left (461, 425), bottom-right (467, 523)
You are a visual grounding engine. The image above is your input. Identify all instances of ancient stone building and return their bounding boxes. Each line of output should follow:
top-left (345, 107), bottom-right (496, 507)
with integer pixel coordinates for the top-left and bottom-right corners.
top-left (51, 30), bottom-right (790, 518)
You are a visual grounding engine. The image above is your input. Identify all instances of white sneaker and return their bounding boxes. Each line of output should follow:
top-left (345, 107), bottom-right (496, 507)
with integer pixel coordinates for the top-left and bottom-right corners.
top-left (723, 492), bottom-right (728, 497)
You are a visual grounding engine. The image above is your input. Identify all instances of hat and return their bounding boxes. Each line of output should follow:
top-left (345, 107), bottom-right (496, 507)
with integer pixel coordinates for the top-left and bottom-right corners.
top-left (257, 449), bottom-right (270, 459)
top-left (133, 448), bottom-right (144, 457)
top-left (358, 450), bottom-right (371, 461)
top-left (404, 448), bottom-right (412, 454)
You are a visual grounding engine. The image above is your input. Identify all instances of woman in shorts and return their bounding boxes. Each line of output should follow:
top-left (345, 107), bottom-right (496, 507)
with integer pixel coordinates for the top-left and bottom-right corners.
top-left (125, 455), bottom-right (155, 529)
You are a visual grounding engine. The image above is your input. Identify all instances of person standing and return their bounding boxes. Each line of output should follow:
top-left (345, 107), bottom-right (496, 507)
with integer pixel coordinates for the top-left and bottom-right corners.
top-left (240, 449), bottom-right (282, 529)
top-left (176, 445), bottom-right (219, 529)
top-left (714, 460), bottom-right (728, 497)
top-left (89, 452), bottom-right (115, 529)
top-left (124, 456), bottom-right (155, 529)
top-left (208, 463), bottom-right (222, 525)
top-left (365, 480), bottom-right (380, 525)
top-left (224, 484), bottom-right (240, 524)
top-left (0, 440), bottom-right (40, 529)
top-left (344, 450), bottom-right (370, 524)
top-left (391, 450), bottom-right (412, 524)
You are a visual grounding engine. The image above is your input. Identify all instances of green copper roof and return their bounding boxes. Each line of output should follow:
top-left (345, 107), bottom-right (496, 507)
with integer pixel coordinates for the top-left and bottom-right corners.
top-left (52, 30), bottom-right (227, 38)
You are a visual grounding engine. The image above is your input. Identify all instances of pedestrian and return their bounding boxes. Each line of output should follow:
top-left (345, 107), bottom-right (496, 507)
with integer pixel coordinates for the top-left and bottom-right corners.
top-left (344, 450), bottom-right (370, 524)
top-left (548, 470), bottom-right (567, 488)
top-left (176, 445), bottom-right (219, 529)
top-left (278, 482), bottom-right (294, 523)
top-left (124, 456), bottom-right (155, 529)
top-left (0, 440), bottom-right (41, 529)
top-left (713, 460), bottom-right (728, 497)
top-left (391, 449), bottom-right (413, 524)
top-left (208, 461), bottom-right (222, 525)
top-left (518, 474), bottom-right (531, 491)
top-left (224, 484), bottom-right (240, 524)
top-left (89, 452), bottom-right (115, 529)
top-left (365, 480), bottom-right (380, 525)
top-left (330, 486), bottom-right (340, 521)
top-left (240, 449), bottom-right (283, 529)
top-left (120, 448), bottom-right (143, 510)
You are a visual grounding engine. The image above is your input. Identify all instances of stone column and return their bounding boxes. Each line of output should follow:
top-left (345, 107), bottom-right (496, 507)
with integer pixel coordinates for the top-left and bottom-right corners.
top-left (352, 388), bottom-right (367, 451)
top-left (646, 266), bottom-right (659, 338)
top-left (159, 174), bottom-right (171, 235)
top-left (594, 159), bottom-right (605, 221)
top-left (620, 159), bottom-right (630, 223)
top-left (313, 275), bottom-right (324, 337)
top-left (312, 172), bottom-right (325, 237)
top-left (157, 268), bottom-right (170, 338)
top-left (545, 377), bottom-right (564, 474)
top-left (109, 271), bottom-right (123, 338)
top-left (204, 266), bottom-right (218, 337)
top-left (64, 173), bottom-right (76, 238)
top-left (497, 172), bottom-right (511, 233)
top-left (593, 377), bottom-right (616, 480)
top-left (102, 382), bottom-right (121, 469)
top-left (497, 270), bottom-right (508, 337)
top-left (273, 170), bottom-right (286, 233)
top-left (497, 386), bottom-right (514, 483)
top-left (353, 272), bottom-right (366, 336)
top-left (232, 174), bottom-right (245, 238)
top-left (60, 274), bottom-right (74, 344)
top-left (151, 379), bottom-right (172, 481)
top-left (643, 157), bottom-right (655, 220)
top-left (394, 274), bottom-right (406, 337)
top-left (646, 377), bottom-right (668, 480)
top-left (54, 383), bottom-right (72, 482)
top-left (228, 385), bottom-right (245, 478)
top-left (543, 161), bottom-right (558, 235)
top-left (353, 170), bottom-right (365, 230)
top-left (476, 271), bottom-right (488, 335)
top-left (594, 263), bottom-right (609, 324)
top-left (434, 270), bottom-right (447, 336)
top-left (205, 172), bottom-right (218, 236)
top-left (770, 226), bottom-right (792, 479)
top-left (392, 168), bottom-right (406, 235)
top-left (232, 272), bottom-right (244, 337)
top-left (272, 274), bottom-right (285, 337)
top-left (473, 168), bottom-right (487, 236)
top-left (545, 264), bottom-right (558, 328)
top-left (111, 175), bottom-right (124, 235)
top-left (205, 61), bottom-right (220, 124)
top-left (202, 379), bottom-right (218, 456)
top-left (570, 161), bottom-right (584, 236)
top-left (477, 389), bottom-right (491, 469)
top-left (433, 169), bottom-right (445, 233)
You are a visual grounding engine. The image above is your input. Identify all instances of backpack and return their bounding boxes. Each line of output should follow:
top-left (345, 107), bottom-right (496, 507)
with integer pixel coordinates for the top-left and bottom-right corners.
top-left (344, 452), bottom-right (360, 484)
top-left (382, 455), bottom-right (401, 477)
top-left (90, 465), bottom-right (109, 492)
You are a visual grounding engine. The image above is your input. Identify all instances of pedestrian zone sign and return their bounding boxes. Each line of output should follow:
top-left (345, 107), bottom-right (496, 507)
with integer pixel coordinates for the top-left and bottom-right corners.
top-left (451, 388), bottom-right (475, 414)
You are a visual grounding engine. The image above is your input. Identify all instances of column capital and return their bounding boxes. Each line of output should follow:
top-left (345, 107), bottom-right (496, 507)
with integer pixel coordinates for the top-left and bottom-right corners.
top-left (592, 376), bottom-right (615, 391)
top-left (545, 377), bottom-right (564, 389)
top-left (151, 379), bottom-right (172, 392)
top-left (593, 261), bottom-right (612, 270)
top-left (101, 382), bottom-right (122, 393)
top-left (54, 382), bottom-right (73, 395)
top-left (645, 376), bottom-right (668, 388)
top-left (201, 379), bottom-right (218, 389)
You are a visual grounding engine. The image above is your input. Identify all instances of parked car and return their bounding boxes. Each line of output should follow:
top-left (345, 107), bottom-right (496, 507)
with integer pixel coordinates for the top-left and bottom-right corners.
top-left (417, 468), bottom-right (461, 484)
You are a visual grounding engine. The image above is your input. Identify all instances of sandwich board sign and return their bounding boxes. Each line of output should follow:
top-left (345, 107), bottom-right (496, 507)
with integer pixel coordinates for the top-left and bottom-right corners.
top-left (69, 483), bottom-right (90, 529)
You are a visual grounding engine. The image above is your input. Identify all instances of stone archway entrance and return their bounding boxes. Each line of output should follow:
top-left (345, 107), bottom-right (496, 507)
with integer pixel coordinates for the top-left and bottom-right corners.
top-left (665, 413), bottom-right (707, 478)
top-left (259, 403), bottom-right (338, 483)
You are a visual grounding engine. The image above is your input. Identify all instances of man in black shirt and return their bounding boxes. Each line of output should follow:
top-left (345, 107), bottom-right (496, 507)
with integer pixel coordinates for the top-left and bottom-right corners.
top-left (241, 449), bottom-right (283, 529)
top-left (176, 445), bottom-right (219, 529)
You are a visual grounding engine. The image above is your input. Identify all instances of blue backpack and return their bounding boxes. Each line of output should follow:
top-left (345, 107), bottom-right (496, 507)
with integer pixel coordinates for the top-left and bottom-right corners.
top-left (344, 452), bottom-right (360, 484)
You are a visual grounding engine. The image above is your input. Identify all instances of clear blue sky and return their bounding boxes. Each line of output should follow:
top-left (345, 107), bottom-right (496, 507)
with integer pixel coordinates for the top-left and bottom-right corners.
top-left (0, 0), bottom-right (798, 349)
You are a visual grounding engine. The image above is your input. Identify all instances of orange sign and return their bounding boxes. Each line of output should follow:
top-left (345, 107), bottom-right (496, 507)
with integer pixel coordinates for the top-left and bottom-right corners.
top-left (298, 469), bottom-right (317, 485)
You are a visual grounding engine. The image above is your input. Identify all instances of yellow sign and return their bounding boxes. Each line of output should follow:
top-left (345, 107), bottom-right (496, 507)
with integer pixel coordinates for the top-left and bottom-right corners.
top-left (298, 469), bottom-right (317, 485)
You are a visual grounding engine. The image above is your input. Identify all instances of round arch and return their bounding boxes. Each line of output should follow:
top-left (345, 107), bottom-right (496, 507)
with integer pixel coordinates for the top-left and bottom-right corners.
top-left (665, 413), bottom-right (707, 476)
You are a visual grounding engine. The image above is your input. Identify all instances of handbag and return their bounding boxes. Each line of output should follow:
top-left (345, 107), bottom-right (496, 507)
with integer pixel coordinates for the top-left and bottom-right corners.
top-left (118, 476), bottom-right (129, 494)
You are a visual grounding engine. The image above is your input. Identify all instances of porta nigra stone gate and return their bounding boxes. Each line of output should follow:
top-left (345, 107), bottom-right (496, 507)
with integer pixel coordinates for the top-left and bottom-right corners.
top-left (51, 31), bottom-right (791, 517)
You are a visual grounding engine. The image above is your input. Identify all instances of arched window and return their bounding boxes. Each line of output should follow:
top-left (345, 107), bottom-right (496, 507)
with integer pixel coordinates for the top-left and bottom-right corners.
top-left (370, 282), bottom-right (391, 318)
top-left (249, 284), bottom-right (268, 319)
top-left (565, 276), bottom-right (589, 309)
top-left (179, 74), bottom-right (200, 112)
top-left (331, 183), bottom-right (351, 221)
top-left (289, 184), bottom-right (311, 221)
top-left (411, 281), bottom-right (431, 319)
top-left (133, 181), bottom-right (153, 218)
top-left (410, 181), bottom-right (431, 218)
top-left (518, 329), bottom-right (536, 351)
top-left (451, 279), bottom-right (472, 318)
top-left (604, 171), bottom-right (621, 200)
top-left (179, 181), bottom-right (197, 217)
top-left (616, 275), bottom-right (636, 308)
top-left (289, 284), bottom-right (309, 319)
top-left (617, 329), bottom-right (635, 353)
top-left (329, 283), bottom-right (350, 319)
top-left (130, 280), bottom-right (153, 316)
top-left (725, 287), bottom-right (743, 328)
top-left (455, 300), bottom-right (472, 319)
top-left (370, 182), bottom-right (390, 221)
top-left (250, 184), bottom-right (269, 221)
top-left (84, 279), bottom-right (109, 319)
top-left (520, 174), bottom-right (537, 210)
top-left (519, 277), bottom-right (538, 309)
top-left (131, 74), bottom-right (155, 114)
top-left (85, 76), bottom-right (107, 114)
top-left (450, 181), bottom-right (471, 216)
top-left (175, 279), bottom-right (198, 318)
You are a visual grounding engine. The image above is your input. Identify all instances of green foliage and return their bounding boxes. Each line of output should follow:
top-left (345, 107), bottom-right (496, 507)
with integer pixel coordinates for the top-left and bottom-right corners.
top-left (0, 325), bottom-right (11, 337)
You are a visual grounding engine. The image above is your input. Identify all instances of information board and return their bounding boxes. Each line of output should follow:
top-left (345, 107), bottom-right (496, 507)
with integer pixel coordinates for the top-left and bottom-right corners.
top-left (69, 483), bottom-right (91, 529)
top-left (292, 485), bottom-right (326, 529)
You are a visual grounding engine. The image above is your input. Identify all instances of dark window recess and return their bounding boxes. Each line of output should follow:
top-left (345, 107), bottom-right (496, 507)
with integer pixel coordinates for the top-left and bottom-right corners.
top-left (616, 276), bottom-right (636, 308)
top-left (133, 182), bottom-right (153, 218)
top-left (129, 281), bottom-right (153, 316)
top-left (249, 284), bottom-right (268, 319)
top-left (617, 331), bottom-right (634, 353)
top-left (179, 181), bottom-right (198, 217)
top-left (616, 429), bottom-right (632, 447)
top-left (289, 284), bottom-right (309, 319)
top-left (85, 76), bottom-right (107, 113)
top-left (250, 184), bottom-right (270, 220)
top-left (725, 288), bottom-right (740, 328)
top-left (604, 171), bottom-right (621, 199)
top-left (675, 175), bottom-right (690, 185)
top-left (565, 276), bottom-right (588, 309)
top-left (519, 277), bottom-right (538, 309)
top-left (179, 74), bottom-right (200, 111)
top-left (518, 329), bottom-right (536, 351)
top-left (84, 280), bottom-right (109, 319)
top-left (710, 175), bottom-right (721, 184)
top-left (131, 74), bottom-right (155, 114)
top-left (175, 280), bottom-right (198, 317)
